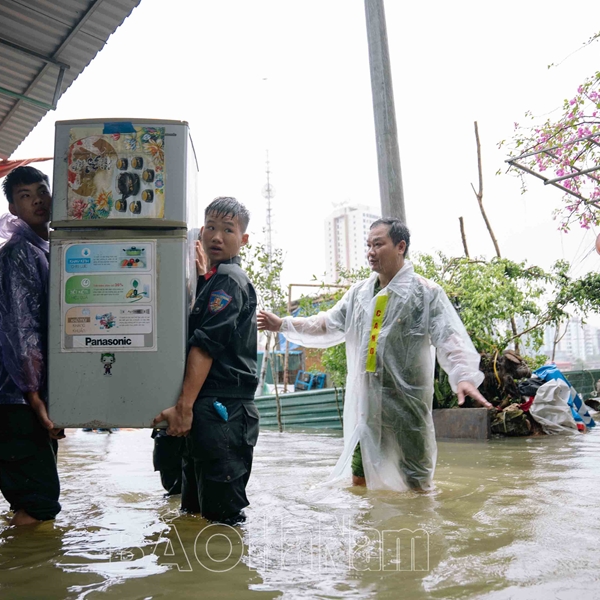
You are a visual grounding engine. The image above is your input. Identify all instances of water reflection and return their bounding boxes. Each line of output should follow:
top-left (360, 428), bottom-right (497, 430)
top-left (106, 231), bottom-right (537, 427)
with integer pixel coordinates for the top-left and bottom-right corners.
top-left (0, 428), bottom-right (599, 599)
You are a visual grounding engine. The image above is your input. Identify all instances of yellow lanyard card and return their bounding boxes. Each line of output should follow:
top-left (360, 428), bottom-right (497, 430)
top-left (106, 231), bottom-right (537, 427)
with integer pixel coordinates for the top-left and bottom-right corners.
top-left (366, 293), bottom-right (388, 372)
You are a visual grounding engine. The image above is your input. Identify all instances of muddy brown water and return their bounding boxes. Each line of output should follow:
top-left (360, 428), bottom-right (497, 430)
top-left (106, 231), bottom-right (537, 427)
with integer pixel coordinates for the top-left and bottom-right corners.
top-left (1, 428), bottom-right (599, 599)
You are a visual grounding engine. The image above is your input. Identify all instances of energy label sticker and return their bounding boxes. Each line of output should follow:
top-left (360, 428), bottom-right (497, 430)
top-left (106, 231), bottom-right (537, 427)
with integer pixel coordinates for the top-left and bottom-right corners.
top-left (61, 241), bottom-right (157, 352)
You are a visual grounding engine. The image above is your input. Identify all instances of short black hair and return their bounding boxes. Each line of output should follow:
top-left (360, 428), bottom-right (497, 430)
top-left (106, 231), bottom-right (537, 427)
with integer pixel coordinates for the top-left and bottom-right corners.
top-left (204, 196), bottom-right (250, 232)
top-left (2, 166), bottom-right (50, 203)
top-left (370, 218), bottom-right (410, 254)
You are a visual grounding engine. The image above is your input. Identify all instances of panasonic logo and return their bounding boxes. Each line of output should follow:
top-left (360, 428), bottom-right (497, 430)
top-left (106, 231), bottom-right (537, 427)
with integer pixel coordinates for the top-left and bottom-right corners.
top-left (85, 337), bottom-right (132, 346)
top-left (72, 335), bottom-right (146, 349)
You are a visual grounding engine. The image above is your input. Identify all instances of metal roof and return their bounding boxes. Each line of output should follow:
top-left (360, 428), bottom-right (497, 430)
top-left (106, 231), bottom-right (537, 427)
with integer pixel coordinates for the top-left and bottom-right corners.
top-left (0, 0), bottom-right (142, 159)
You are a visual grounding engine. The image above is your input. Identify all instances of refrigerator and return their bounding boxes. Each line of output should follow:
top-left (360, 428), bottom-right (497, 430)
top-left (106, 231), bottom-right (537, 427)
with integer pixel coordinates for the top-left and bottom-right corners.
top-left (48, 119), bottom-right (200, 428)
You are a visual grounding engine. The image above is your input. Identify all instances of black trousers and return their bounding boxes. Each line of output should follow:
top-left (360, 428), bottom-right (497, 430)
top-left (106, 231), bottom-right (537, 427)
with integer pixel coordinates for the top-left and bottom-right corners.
top-left (181, 396), bottom-right (259, 522)
top-left (0, 404), bottom-right (61, 520)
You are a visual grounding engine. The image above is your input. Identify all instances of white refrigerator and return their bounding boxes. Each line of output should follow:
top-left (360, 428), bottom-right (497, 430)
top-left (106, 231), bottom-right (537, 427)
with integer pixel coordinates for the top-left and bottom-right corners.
top-left (48, 119), bottom-right (200, 427)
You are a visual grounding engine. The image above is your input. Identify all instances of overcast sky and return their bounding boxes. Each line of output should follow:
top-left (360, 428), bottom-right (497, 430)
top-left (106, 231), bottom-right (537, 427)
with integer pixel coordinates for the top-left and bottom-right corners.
top-left (2, 0), bottom-right (599, 316)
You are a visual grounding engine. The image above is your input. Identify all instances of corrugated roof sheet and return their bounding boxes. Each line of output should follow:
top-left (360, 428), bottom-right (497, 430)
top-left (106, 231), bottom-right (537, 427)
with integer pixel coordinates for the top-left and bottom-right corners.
top-left (0, 0), bottom-right (142, 159)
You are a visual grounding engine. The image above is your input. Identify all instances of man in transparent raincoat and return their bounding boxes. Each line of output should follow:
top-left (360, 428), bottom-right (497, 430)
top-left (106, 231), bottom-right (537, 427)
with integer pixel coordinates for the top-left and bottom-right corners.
top-left (0, 166), bottom-right (62, 525)
top-left (258, 218), bottom-right (491, 492)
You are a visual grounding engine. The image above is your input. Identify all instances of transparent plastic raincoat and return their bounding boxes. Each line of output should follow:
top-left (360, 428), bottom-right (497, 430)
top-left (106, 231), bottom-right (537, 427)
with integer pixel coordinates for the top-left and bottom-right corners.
top-left (0, 214), bottom-right (49, 405)
top-left (281, 262), bottom-right (483, 491)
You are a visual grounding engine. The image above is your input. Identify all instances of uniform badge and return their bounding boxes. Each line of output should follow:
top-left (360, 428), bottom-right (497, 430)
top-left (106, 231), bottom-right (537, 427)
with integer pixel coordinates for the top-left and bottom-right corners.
top-left (208, 289), bottom-right (232, 314)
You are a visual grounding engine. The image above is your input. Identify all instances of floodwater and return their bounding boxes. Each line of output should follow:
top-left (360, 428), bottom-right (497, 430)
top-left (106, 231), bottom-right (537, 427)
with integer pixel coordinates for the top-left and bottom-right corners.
top-left (1, 427), bottom-right (599, 600)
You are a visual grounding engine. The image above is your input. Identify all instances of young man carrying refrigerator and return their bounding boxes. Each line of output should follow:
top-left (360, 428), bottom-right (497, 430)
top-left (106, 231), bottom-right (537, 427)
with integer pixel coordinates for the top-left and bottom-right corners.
top-left (0, 166), bottom-right (64, 526)
top-left (153, 197), bottom-right (259, 525)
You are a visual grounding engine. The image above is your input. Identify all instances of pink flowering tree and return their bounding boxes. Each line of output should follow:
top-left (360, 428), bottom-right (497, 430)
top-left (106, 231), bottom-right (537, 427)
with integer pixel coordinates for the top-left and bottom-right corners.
top-left (505, 69), bottom-right (600, 231)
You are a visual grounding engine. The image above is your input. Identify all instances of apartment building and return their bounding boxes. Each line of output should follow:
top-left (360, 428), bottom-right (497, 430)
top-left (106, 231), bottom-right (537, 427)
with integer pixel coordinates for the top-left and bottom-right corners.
top-left (324, 204), bottom-right (380, 281)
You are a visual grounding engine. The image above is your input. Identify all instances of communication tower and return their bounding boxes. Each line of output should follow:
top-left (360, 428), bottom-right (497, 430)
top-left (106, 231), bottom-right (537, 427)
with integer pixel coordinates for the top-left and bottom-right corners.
top-left (261, 152), bottom-right (276, 261)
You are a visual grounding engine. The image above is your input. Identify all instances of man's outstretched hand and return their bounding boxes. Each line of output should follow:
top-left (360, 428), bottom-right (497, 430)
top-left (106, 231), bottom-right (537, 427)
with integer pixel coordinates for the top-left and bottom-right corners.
top-left (456, 381), bottom-right (495, 409)
top-left (257, 310), bottom-right (283, 332)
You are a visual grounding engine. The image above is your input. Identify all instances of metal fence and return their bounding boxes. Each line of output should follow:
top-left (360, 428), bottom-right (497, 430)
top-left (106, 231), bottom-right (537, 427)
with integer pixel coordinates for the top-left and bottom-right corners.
top-left (254, 388), bottom-right (344, 430)
top-left (255, 369), bottom-right (600, 431)
top-left (562, 370), bottom-right (600, 398)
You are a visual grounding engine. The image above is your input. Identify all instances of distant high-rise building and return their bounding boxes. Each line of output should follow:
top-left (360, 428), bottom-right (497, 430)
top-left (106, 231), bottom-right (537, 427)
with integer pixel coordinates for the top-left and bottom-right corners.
top-left (324, 204), bottom-right (380, 281)
top-left (541, 318), bottom-right (600, 364)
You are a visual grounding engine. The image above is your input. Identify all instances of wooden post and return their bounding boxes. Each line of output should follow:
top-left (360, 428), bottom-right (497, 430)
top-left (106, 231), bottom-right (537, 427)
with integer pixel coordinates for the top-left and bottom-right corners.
top-left (283, 284), bottom-right (292, 393)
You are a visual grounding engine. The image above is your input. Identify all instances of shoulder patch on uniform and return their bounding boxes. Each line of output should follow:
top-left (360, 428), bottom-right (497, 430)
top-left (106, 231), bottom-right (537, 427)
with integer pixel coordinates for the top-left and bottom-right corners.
top-left (208, 289), bottom-right (232, 314)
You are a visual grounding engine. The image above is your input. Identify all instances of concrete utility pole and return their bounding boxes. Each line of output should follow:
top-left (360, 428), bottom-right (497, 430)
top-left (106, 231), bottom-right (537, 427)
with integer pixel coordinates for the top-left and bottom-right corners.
top-left (364, 0), bottom-right (406, 223)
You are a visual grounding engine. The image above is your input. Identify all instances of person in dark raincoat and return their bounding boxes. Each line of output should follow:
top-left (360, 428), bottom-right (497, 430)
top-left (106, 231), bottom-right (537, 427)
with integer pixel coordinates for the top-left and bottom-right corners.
top-left (0, 167), bottom-right (63, 526)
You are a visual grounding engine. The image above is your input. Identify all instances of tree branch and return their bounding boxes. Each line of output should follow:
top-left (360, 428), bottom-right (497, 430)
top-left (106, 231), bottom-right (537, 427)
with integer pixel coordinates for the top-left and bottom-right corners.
top-left (459, 216), bottom-right (470, 258)
top-left (472, 121), bottom-right (518, 350)
top-left (473, 121), bottom-right (502, 258)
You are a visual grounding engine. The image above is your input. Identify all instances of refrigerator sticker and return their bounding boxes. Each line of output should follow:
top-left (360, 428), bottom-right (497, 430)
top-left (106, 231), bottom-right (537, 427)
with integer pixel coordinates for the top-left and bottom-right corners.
top-left (65, 243), bottom-right (152, 273)
top-left (66, 126), bottom-right (166, 220)
top-left (101, 353), bottom-right (116, 376)
top-left (73, 335), bottom-right (147, 348)
top-left (62, 241), bottom-right (157, 352)
top-left (65, 307), bottom-right (152, 335)
top-left (65, 275), bottom-right (152, 304)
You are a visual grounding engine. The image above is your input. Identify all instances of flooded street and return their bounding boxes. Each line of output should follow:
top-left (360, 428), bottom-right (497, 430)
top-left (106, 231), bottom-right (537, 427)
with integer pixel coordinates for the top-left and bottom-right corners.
top-left (1, 427), bottom-right (599, 599)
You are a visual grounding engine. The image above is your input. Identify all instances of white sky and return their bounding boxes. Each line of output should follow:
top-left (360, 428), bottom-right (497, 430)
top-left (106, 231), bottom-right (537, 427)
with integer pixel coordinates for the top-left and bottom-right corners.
top-left (2, 0), bottom-right (599, 320)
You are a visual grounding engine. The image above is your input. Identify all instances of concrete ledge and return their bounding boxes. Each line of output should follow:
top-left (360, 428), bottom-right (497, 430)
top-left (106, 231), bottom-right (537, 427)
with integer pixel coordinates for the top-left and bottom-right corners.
top-left (433, 408), bottom-right (491, 440)
top-left (256, 391), bottom-right (492, 439)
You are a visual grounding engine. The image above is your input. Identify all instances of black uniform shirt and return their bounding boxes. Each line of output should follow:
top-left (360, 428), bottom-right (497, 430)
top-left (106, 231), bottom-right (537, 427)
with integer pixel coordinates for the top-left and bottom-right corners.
top-left (188, 256), bottom-right (258, 399)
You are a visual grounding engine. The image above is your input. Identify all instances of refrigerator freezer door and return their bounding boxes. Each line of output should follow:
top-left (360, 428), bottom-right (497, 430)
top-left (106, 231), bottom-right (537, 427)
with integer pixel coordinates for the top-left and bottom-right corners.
top-left (51, 119), bottom-right (196, 228)
top-left (48, 229), bottom-right (190, 427)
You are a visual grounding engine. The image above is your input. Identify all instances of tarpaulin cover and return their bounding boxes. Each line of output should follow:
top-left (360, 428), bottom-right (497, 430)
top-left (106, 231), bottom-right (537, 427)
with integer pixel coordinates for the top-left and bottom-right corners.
top-left (529, 379), bottom-right (578, 434)
top-left (0, 214), bottom-right (49, 405)
top-left (279, 261), bottom-right (483, 491)
top-left (534, 365), bottom-right (595, 429)
top-left (0, 158), bottom-right (52, 179)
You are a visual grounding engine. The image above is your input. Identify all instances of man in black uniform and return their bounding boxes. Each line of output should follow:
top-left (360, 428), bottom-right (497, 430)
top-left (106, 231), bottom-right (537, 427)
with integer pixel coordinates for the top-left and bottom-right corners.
top-left (153, 197), bottom-right (259, 525)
